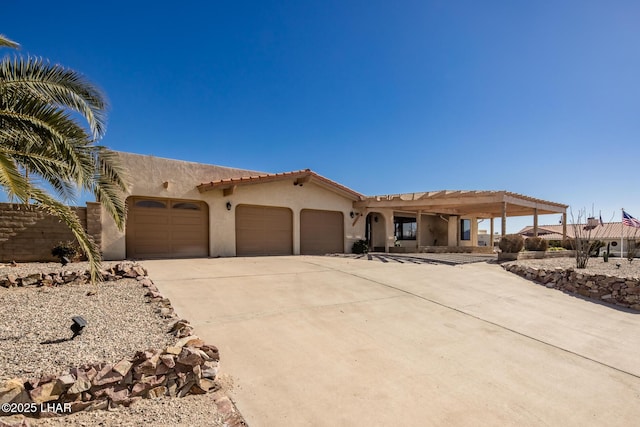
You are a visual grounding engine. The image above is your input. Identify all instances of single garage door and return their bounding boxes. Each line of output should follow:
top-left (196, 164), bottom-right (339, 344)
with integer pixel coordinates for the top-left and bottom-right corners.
top-left (236, 205), bottom-right (293, 256)
top-left (300, 209), bottom-right (344, 255)
top-left (126, 197), bottom-right (208, 259)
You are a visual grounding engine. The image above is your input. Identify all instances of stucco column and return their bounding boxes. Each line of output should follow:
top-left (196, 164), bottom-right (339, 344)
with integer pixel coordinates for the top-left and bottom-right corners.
top-left (562, 212), bottom-right (567, 241)
top-left (501, 202), bottom-right (507, 237)
top-left (533, 208), bottom-right (538, 237)
top-left (416, 210), bottom-right (422, 250)
top-left (385, 211), bottom-right (394, 253)
top-left (490, 217), bottom-right (494, 249)
top-left (448, 216), bottom-right (458, 247)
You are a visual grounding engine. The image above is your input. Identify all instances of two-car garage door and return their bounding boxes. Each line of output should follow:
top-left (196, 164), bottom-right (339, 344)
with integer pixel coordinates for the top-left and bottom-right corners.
top-left (235, 205), bottom-right (344, 256)
top-left (126, 197), bottom-right (208, 259)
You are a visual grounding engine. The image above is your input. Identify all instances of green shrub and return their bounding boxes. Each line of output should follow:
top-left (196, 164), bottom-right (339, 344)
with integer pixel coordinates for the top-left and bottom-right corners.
top-left (498, 234), bottom-right (524, 253)
top-left (525, 237), bottom-right (548, 251)
top-left (548, 240), bottom-right (563, 248)
top-left (352, 239), bottom-right (369, 254)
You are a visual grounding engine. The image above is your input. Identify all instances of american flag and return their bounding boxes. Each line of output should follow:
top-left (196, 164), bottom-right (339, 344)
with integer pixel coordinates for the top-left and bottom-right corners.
top-left (622, 210), bottom-right (640, 228)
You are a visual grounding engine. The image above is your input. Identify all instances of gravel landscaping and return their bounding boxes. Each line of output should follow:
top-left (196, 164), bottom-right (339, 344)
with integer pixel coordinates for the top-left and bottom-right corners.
top-left (0, 262), bottom-right (242, 427)
top-left (0, 278), bottom-right (173, 380)
top-left (509, 256), bottom-right (640, 278)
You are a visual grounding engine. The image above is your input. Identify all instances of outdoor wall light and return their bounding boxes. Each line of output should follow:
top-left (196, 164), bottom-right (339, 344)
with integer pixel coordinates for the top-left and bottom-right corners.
top-left (70, 316), bottom-right (87, 340)
top-left (226, 201), bottom-right (232, 211)
top-left (350, 211), bottom-right (355, 218)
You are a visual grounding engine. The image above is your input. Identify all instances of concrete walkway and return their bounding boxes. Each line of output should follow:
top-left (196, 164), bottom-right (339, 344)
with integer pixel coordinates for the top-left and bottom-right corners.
top-left (143, 256), bottom-right (640, 427)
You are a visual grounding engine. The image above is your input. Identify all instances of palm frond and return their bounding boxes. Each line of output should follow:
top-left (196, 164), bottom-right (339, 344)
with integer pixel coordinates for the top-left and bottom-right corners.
top-left (0, 150), bottom-right (30, 200)
top-left (0, 35), bottom-right (19, 49)
top-left (0, 56), bottom-right (107, 138)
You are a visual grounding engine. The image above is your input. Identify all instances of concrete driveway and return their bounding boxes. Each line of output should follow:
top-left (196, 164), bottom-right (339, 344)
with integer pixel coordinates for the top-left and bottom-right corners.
top-left (143, 256), bottom-right (640, 427)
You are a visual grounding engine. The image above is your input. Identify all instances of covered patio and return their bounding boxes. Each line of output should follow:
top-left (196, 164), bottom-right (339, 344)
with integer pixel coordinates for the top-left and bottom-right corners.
top-left (354, 190), bottom-right (568, 253)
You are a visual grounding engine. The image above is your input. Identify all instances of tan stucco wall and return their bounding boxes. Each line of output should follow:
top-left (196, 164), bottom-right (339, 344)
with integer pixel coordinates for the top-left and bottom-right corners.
top-left (366, 210), bottom-right (394, 251)
top-left (102, 152), bottom-right (362, 259)
top-left (205, 179), bottom-right (361, 256)
top-left (420, 215), bottom-right (449, 246)
top-left (102, 152), bottom-right (263, 260)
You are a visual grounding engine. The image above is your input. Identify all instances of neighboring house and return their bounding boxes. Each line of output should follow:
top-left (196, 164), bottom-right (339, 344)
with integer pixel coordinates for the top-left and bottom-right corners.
top-left (96, 152), bottom-right (568, 260)
top-left (518, 222), bottom-right (640, 256)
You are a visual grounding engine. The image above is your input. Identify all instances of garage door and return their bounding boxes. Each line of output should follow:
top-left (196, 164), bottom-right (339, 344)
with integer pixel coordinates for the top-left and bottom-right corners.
top-left (300, 209), bottom-right (344, 255)
top-left (236, 205), bottom-right (293, 256)
top-left (126, 197), bottom-right (208, 259)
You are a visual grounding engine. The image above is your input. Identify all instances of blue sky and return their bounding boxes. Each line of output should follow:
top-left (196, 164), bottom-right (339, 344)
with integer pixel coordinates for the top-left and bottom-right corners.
top-left (3, 1), bottom-right (640, 232)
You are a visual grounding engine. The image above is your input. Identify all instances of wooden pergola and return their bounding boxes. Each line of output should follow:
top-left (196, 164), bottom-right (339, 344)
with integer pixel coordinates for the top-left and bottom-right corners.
top-left (354, 190), bottom-right (568, 239)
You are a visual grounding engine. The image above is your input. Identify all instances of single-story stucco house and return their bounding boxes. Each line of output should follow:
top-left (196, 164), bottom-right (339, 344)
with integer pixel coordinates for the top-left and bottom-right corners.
top-left (96, 152), bottom-right (568, 260)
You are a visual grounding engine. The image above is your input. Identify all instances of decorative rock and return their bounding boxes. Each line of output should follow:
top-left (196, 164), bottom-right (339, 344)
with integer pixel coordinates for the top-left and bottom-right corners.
top-left (165, 346), bottom-right (182, 355)
top-left (177, 348), bottom-right (203, 366)
top-left (92, 364), bottom-right (123, 386)
top-left (147, 386), bottom-right (167, 399)
top-left (29, 381), bottom-right (59, 403)
top-left (130, 382), bottom-right (152, 397)
top-left (104, 386), bottom-right (130, 404)
top-left (175, 335), bottom-right (204, 348)
top-left (196, 377), bottom-right (216, 392)
top-left (201, 345), bottom-right (220, 361)
top-left (160, 354), bottom-right (176, 368)
top-left (0, 379), bottom-right (30, 405)
top-left (67, 377), bottom-right (92, 395)
top-left (113, 360), bottom-right (133, 377)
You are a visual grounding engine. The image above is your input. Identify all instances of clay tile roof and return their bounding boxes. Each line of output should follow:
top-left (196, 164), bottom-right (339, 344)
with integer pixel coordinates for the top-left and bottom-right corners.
top-left (198, 169), bottom-right (364, 201)
top-left (518, 222), bottom-right (635, 240)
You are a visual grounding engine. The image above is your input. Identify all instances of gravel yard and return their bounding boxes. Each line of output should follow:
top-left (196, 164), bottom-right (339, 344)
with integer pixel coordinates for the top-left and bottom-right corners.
top-left (0, 262), bottom-right (239, 427)
top-left (0, 278), bottom-right (173, 380)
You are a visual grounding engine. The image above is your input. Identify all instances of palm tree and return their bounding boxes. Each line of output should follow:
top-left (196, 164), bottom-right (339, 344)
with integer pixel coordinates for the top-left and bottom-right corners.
top-left (0, 34), bottom-right (129, 283)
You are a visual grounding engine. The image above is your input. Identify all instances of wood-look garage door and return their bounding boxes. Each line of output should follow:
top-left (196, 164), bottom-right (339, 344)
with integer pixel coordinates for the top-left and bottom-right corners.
top-left (236, 205), bottom-right (293, 256)
top-left (300, 209), bottom-right (344, 255)
top-left (126, 197), bottom-right (208, 259)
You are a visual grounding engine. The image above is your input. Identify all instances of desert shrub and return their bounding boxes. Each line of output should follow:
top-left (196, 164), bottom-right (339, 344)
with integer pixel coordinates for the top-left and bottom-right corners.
top-left (352, 239), bottom-right (369, 254)
top-left (51, 240), bottom-right (80, 261)
top-left (498, 234), bottom-right (524, 253)
top-left (525, 237), bottom-right (548, 251)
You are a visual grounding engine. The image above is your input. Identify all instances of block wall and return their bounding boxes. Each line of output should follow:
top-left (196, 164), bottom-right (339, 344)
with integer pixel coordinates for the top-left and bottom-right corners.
top-left (0, 203), bottom-right (101, 262)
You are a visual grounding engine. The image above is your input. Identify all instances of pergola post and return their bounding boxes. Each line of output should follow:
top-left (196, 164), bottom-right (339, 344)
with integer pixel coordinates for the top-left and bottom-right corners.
top-left (562, 212), bottom-right (567, 241)
top-left (501, 202), bottom-right (507, 237)
top-left (533, 208), bottom-right (538, 237)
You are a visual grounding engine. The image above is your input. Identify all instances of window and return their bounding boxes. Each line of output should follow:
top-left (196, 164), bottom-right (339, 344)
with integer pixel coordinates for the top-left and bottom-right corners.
top-left (460, 219), bottom-right (471, 241)
top-left (394, 217), bottom-right (416, 240)
top-left (172, 202), bottom-right (201, 210)
top-left (135, 199), bottom-right (166, 208)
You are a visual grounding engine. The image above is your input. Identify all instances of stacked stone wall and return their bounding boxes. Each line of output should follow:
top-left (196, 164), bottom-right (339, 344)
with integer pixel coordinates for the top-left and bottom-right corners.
top-left (503, 263), bottom-right (640, 310)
